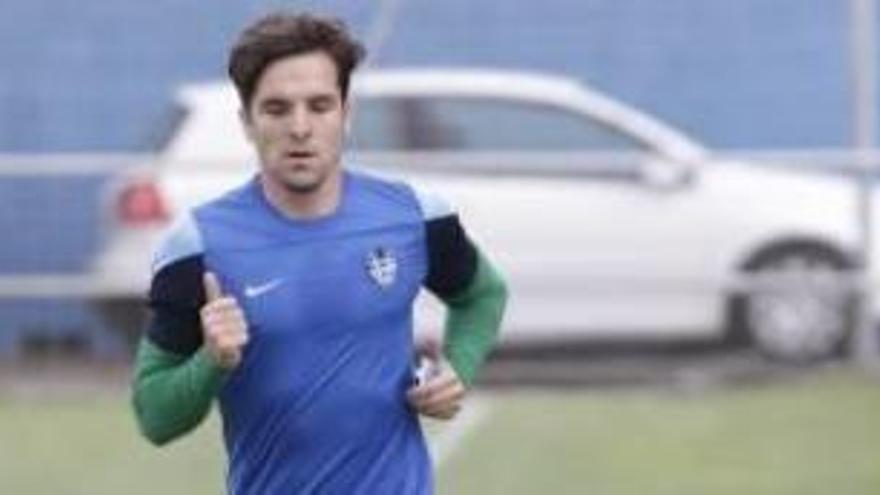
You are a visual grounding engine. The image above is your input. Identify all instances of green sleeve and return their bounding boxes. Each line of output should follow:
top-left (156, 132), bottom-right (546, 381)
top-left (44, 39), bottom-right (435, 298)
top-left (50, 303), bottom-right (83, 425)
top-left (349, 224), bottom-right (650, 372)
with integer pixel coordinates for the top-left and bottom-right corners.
top-left (131, 338), bottom-right (227, 446)
top-left (441, 251), bottom-right (509, 386)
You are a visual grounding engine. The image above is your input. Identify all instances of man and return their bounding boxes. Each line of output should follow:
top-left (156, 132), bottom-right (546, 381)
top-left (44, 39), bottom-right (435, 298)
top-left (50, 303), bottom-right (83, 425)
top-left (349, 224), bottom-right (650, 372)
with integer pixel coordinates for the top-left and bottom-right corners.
top-left (132, 11), bottom-right (508, 494)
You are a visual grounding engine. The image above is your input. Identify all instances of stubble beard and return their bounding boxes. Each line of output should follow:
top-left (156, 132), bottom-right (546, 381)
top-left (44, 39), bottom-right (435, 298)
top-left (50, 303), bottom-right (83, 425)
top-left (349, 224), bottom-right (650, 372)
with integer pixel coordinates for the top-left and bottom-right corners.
top-left (282, 172), bottom-right (324, 194)
top-left (279, 160), bottom-right (337, 196)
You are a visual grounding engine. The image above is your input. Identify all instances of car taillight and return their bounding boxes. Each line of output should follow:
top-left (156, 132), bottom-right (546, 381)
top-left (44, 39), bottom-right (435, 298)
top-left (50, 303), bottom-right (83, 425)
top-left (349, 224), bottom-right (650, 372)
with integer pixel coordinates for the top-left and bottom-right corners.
top-left (117, 180), bottom-right (169, 226)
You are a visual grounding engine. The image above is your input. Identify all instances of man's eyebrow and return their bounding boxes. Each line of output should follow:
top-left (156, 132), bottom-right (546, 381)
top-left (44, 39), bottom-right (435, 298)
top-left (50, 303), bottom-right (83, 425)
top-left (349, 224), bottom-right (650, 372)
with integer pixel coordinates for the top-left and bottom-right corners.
top-left (308, 93), bottom-right (338, 102)
top-left (257, 93), bottom-right (337, 105)
top-left (258, 97), bottom-right (289, 107)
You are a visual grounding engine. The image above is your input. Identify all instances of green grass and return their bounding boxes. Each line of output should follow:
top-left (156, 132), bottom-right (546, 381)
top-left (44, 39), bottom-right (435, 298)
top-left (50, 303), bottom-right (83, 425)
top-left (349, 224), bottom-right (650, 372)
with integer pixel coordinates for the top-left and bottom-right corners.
top-left (0, 395), bottom-right (225, 494)
top-left (441, 370), bottom-right (880, 495)
top-left (1, 369), bottom-right (879, 494)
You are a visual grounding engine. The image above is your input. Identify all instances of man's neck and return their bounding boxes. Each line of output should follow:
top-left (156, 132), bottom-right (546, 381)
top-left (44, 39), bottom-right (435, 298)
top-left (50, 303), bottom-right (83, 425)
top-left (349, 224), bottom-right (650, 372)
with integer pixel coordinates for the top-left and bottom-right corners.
top-left (259, 172), bottom-right (343, 220)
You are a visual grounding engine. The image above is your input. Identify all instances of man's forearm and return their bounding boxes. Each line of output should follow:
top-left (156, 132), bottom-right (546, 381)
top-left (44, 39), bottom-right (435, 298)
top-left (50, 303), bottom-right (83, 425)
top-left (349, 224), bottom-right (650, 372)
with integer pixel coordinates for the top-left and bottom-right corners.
top-left (131, 338), bottom-right (226, 446)
top-left (442, 252), bottom-right (508, 386)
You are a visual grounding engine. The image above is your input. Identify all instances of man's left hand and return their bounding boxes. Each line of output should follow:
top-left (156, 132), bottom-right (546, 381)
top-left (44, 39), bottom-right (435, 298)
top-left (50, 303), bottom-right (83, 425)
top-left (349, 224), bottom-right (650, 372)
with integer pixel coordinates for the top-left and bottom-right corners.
top-left (406, 344), bottom-right (466, 420)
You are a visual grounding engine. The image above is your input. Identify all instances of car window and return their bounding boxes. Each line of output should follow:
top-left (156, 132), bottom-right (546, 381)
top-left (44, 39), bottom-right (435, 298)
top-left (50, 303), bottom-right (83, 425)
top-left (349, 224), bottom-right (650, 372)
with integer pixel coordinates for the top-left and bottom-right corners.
top-left (145, 102), bottom-right (188, 152)
top-left (349, 96), bottom-right (644, 152)
top-left (347, 98), bottom-right (400, 151)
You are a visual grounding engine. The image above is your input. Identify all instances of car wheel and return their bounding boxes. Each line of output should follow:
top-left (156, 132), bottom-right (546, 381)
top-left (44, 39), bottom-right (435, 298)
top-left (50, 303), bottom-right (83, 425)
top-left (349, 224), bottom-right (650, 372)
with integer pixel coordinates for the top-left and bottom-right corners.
top-left (93, 298), bottom-right (147, 356)
top-left (737, 244), bottom-right (856, 363)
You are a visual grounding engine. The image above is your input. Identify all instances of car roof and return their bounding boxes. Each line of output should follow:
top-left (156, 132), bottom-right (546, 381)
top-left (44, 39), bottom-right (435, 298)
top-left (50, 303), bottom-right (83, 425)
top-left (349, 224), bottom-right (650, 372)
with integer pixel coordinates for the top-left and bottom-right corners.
top-left (167, 68), bottom-right (706, 163)
top-left (179, 68), bottom-right (599, 104)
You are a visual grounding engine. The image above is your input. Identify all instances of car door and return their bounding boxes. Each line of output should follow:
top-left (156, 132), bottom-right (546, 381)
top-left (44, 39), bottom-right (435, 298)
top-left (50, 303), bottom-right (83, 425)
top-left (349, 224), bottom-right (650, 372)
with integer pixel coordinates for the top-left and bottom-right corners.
top-left (349, 95), bottom-right (720, 342)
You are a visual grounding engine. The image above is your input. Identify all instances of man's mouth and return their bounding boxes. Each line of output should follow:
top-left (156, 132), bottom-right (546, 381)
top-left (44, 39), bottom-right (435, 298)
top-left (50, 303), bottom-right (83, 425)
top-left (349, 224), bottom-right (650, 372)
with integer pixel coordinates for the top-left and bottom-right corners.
top-left (286, 150), bottom-right (315, 159)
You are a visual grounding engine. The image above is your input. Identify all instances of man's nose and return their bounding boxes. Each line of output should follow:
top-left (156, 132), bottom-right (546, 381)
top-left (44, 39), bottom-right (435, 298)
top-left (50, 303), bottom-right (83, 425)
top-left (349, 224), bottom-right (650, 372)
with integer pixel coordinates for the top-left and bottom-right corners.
top-left (288, 108), bottom-right (312, 140)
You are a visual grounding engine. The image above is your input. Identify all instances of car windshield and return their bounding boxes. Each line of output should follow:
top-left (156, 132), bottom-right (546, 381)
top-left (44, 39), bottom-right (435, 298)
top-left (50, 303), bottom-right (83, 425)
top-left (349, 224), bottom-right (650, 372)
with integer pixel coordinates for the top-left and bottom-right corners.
top-left (143, 102), bottom-right (188, 152)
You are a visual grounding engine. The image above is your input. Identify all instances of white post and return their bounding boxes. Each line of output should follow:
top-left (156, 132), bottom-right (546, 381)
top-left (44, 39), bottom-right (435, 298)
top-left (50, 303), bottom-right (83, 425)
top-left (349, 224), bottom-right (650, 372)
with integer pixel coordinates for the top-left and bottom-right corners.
top-left (849, 0), bottom-right (880, 371)
top-left (852, 0), bottom-right (877, 148)
top-left (364, 0), bottom-right (405, 68)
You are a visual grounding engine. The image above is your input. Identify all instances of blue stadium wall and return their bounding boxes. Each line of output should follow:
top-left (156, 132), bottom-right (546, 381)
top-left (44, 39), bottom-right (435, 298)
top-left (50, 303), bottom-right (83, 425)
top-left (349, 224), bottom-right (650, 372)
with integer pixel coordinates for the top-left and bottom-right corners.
top-left (0, 0), bottom-right (873, 356)
top-left (0, 0), bottom-right (868, 151)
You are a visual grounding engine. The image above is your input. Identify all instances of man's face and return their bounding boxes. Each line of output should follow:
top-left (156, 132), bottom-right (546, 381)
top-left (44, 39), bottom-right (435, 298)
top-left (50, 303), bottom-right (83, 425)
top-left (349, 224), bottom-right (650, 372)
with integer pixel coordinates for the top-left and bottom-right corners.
top-left (241, 51), bottom-right (348, 195)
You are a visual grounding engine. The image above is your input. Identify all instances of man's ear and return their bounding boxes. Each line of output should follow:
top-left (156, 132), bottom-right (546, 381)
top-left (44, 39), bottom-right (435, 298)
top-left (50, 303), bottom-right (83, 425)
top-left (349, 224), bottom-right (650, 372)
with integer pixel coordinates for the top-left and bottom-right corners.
top-left (239, 106), bottom-right (255, 144)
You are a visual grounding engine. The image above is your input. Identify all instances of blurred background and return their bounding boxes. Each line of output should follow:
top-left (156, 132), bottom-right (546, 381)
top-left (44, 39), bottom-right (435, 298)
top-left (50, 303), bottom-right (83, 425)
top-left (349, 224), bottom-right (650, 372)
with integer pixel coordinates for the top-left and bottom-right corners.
top-left (1, 1), bottom-right (880, 494)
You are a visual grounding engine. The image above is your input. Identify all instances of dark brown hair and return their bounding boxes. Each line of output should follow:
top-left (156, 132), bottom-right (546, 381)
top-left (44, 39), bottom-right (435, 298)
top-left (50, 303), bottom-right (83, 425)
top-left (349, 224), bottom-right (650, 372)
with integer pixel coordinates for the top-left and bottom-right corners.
top-left (228, 12), bottom-right (366, 110)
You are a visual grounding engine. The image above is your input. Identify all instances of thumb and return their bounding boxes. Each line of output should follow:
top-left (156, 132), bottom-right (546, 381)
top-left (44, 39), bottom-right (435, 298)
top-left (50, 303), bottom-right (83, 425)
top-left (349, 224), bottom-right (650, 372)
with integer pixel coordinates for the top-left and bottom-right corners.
top-left (203, 271), bottom-right (224, 302)
top-left (417, 336), bottom-right (443, 362)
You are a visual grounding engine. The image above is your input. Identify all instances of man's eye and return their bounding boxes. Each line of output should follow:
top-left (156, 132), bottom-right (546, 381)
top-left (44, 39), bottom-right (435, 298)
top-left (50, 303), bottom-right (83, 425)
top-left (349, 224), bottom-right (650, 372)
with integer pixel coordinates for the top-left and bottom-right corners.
top-left (262, 103), bottom-right (289, 116)
top-left (310, 100), bottom-right (335, 113)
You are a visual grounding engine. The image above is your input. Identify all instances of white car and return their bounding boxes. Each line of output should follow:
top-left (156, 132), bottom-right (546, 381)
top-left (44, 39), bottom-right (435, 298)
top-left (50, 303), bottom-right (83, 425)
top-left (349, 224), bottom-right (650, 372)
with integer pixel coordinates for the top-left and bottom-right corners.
top-left (90, 68), bottom-right (868, 362)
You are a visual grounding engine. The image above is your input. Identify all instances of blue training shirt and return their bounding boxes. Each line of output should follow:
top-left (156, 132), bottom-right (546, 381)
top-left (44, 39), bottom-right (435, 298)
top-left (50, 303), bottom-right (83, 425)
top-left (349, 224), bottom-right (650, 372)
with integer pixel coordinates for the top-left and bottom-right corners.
top-left (146, 169), bottom-right (478, 494)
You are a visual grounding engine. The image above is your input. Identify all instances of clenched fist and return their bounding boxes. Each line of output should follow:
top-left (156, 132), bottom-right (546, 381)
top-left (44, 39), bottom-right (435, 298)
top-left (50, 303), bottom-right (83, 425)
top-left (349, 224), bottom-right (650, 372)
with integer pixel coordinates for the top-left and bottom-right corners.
top-left (200, 271), bottom-right (249, 369)
top-left (406, 339), bottom-right (466, 420)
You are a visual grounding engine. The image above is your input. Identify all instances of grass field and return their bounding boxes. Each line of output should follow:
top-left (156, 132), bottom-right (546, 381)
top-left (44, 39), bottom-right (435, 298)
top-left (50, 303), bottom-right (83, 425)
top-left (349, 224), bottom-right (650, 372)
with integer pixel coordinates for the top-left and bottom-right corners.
top-left (1, 368), bottom-right (879, 494)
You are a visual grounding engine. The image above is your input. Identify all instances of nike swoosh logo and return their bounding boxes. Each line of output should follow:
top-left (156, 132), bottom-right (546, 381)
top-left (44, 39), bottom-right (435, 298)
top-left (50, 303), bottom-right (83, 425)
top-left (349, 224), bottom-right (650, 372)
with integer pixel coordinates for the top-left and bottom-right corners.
top-left (244, 278), bottom-right (284, 298)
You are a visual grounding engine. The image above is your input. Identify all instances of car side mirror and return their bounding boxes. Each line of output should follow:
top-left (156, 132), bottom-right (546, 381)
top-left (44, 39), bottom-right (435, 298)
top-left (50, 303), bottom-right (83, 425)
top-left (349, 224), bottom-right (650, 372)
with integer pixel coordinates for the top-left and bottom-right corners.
top-left (640, 158), bottom-right (694, 191)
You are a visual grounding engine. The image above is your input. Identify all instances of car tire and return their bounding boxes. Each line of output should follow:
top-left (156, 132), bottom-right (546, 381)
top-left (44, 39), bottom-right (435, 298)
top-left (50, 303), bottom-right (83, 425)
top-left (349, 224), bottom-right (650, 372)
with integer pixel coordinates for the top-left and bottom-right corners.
top-left (731, 243), bottom-right (857, 363)
top-left (93, 298), bottom-right (147, 356)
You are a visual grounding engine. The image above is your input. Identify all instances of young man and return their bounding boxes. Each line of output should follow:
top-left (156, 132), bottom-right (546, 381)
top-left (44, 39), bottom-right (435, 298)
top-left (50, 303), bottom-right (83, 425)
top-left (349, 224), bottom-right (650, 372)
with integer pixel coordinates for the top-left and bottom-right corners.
top-left (132, 12), bottom-right (507, 494)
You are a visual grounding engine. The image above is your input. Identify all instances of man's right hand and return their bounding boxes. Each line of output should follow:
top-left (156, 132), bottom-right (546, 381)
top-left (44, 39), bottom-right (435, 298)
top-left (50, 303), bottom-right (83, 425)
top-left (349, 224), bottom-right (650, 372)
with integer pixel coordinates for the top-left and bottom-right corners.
top-left (200, 272), bottom-right (249, 369)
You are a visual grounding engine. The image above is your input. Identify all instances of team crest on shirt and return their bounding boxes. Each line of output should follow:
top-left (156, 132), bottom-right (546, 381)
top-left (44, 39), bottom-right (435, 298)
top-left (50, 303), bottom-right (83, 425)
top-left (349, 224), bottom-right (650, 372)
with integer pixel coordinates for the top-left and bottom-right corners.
top-left (366, 247), bottom-right (397, 289)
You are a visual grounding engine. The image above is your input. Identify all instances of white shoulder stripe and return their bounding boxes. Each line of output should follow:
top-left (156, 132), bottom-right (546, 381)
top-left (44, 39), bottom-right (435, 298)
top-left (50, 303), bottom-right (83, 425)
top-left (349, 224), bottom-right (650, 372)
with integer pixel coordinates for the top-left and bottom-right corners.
top-left (411, 183), bottom-right (455, 221)
top-left (151, 211), bottom-right (204, 275)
